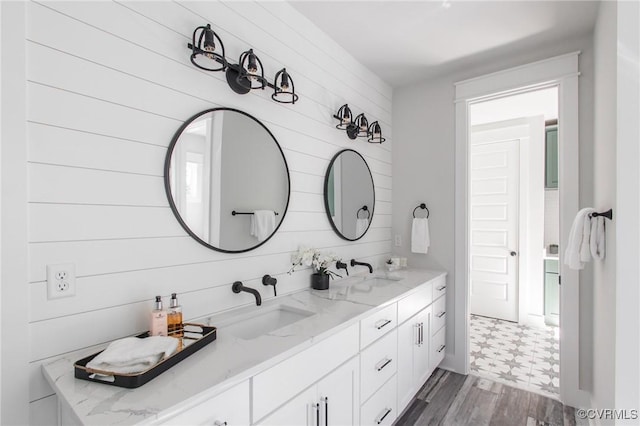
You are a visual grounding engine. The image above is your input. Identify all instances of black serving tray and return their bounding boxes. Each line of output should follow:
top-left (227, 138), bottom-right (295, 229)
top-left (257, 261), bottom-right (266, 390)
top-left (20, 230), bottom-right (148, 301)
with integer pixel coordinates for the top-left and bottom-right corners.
top-left (74, 323), bottom-right (217, 388)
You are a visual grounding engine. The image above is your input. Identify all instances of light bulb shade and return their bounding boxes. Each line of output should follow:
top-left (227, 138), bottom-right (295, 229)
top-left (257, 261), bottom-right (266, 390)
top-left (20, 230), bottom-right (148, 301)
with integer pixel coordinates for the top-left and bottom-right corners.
top-left (334, 104), bottom-right (353, 130)
top-left (237, 48), bottom-right (267, 90)
top-left (272, 68), bottom-right (299, 104)
top-left (354, 113), bottom-right (369, 137)
top-left (188, 24), bottom-right (227, 72)
top-left (367, 121), bottom-right (386, 144)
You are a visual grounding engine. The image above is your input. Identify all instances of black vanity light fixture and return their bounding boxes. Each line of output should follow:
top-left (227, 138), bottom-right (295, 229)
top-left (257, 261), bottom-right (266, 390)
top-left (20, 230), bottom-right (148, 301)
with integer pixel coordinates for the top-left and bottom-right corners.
top-left (187, 23), bottom-right (298, 104)
top-left (367, 121), bottom-right (386, 144)
top-left (334, 104), bottom-right (353, 130)
top-left (188, 24), bottom-right (227, 72)
top-left (333, 105), bottom-right (385, 143)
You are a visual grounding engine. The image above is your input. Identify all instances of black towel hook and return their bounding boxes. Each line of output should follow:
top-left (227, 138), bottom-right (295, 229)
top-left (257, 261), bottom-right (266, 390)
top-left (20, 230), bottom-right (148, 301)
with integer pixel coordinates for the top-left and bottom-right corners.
top-left (413, 203), bottom-right (430, 218)
top-left (357, 205), bottom-right (370, 219)
top-left (590, 208), bottom-right (613, 220)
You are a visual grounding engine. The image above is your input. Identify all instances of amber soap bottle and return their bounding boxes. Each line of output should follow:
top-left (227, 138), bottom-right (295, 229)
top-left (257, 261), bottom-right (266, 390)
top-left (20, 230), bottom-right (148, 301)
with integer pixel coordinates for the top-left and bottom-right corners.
top-left (150, 296), bottom-right (168, 336)
top-left (168, 293), bottom-right (183, 338)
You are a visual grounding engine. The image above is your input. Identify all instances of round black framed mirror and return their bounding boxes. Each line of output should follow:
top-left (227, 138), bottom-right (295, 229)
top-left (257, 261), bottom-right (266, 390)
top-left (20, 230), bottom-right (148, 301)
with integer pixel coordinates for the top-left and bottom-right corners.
top-left (324, 149), bottom-right (375, 241)
top-left (165, 108), bottom-right (290, 253)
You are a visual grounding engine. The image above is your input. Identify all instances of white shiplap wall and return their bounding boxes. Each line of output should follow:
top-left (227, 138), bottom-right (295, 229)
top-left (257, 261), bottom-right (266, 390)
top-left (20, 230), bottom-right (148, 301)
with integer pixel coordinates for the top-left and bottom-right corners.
top-left (25, 1), bottom-right (392, 421)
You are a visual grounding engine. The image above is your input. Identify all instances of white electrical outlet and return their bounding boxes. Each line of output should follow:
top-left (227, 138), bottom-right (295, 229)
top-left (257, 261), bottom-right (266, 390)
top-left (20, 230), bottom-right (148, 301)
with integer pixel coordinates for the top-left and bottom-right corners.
top-left (394, 234), bottom-right (402, 247)
top-left (47, 263), bottom-right (76, 299)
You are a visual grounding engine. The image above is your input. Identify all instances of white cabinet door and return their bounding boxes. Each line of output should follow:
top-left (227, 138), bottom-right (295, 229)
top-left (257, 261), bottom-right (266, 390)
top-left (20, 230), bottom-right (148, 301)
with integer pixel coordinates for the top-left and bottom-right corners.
top-left (413, 308), bottom-right (431, 386)
top-left (396, 318), bottom-right (417, 410)
top-left (317, 357), bottom-right (359, 426)
top-left (258, 386), bottom-right (316, 426)
top-left (161, 380), bottom-right (249, 426)
top-left (259, 357), bottom-right (359, 426)
top-left (396, 306), bottom-right (431, 410)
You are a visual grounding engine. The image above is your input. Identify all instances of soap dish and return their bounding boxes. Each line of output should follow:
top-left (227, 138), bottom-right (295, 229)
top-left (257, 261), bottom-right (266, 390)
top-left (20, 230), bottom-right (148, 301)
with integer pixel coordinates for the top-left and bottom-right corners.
top-left (74, 323), bottom-right (217, 388)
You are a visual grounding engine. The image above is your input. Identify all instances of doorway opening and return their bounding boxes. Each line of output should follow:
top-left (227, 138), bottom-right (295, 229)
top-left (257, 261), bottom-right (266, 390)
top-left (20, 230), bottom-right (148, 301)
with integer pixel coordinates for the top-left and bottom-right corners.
top-left (467, 87), bottom-right (560, 399)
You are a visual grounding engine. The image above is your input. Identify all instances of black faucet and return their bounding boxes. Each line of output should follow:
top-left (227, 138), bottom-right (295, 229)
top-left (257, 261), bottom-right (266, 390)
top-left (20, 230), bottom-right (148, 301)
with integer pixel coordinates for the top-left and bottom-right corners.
top-left (350, 259), bottom-right (373, 273)
top-left (262, 274), bottom-right (278, 296)
top-left (232, 281), bottom-right (262, 306)
top-left (336, 260), bottom-right (349, 276)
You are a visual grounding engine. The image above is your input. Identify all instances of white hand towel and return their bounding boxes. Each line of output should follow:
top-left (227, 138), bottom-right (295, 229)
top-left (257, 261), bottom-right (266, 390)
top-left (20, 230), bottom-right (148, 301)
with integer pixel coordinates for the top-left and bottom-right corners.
top-left (579, 215), bottom-right (592, 263)
top-left (590, 216), bottom-right (606, 260)
top-left (564, 207), bottom-right (595, 270)
top-left (86, 336), bottom-right (179, 375)
top-left (250, 210), bottom-right (276, 242)
top-left (411, 217), bottom-right (430, 254)
top-left (355, 218), bottom-right (369, 237)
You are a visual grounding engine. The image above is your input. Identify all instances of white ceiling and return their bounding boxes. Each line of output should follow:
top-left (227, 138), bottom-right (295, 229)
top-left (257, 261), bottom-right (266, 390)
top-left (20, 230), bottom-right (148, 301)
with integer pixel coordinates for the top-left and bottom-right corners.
top-left (290, 1), bottom-right (600, 87)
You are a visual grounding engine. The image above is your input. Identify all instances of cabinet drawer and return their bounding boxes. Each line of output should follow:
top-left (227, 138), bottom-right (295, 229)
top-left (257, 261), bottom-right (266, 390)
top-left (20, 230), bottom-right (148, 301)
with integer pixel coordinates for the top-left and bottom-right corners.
top-left (253, 323), bottom-right (359, 422)
top-left (361, 329), bottom-right (397, 402)
top-left (397, 283), bottom-right (432, 324)
top-left (160, 380), bottom-right (249, 426)
top-left (431, 296), bottom-right (446, 335)
top-left (360, 303), bottom-right (397, 349)
top-left (431, 327), bottom-right (446, 370)
top-left (360, 376), bottom-right (397, 426)
top-left (432, 276), bottom-right (447, 301)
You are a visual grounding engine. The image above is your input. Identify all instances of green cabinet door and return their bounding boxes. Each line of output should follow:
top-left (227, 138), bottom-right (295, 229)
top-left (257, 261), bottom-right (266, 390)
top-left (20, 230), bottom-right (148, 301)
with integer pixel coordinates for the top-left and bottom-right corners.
top-left (545, 126), bottom-right (558, 188)
top-left (544, 259), bottom-right (559, 326)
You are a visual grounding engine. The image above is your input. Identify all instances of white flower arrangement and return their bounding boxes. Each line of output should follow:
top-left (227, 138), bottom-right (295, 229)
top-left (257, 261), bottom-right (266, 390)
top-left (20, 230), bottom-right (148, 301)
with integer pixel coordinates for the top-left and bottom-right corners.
top-left (288, 247), bottom-right (340, 276)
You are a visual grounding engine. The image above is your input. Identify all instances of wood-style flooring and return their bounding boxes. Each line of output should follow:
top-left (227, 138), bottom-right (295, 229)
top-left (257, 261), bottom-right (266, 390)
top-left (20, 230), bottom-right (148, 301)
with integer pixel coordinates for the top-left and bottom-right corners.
top-left (394, 369), bottom-right (580, 426)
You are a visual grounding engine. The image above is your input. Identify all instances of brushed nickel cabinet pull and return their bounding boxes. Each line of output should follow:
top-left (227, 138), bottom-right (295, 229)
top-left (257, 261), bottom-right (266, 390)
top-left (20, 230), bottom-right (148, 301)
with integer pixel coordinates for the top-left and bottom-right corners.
top-left (376, 358), bottom-right (392, 371)
top-left (323, 397), bottom-right (328, 426)
top-left (437, 285), bottom-right (446, 291)
top-left (438, 344), bottom-right (446, 353)
top-left (315, 402), bottom-right (320, 426)
top-left (376, 408), bottom-right (392, 424)
top-left (437, 311), bottom-right (446, 318)
top-left (375, 319), bottom-right (392, 330)
top-left (415, 323), bottom-right (421, 346)
top-left (213, 422), bottom-right (227, 426)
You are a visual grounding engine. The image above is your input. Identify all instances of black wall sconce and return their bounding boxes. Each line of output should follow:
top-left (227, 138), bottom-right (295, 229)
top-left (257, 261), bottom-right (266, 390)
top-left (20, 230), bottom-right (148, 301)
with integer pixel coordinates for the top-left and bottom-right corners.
top-left (333, 105), bottom-right (385, 143)
top-left (188, 23), bottom-right (298, 104)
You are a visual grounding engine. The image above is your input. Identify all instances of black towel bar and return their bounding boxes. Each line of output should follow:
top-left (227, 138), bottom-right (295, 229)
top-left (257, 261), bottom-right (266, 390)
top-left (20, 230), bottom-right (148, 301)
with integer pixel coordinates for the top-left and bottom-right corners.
top-left (590, 209), bottom-right (613, 220)
top-left (232, 211), bottom-right (279, 216)
top-left (357, 205), bottom-right (370, 219)
top-left (413, 203), bottom-right (430, 218)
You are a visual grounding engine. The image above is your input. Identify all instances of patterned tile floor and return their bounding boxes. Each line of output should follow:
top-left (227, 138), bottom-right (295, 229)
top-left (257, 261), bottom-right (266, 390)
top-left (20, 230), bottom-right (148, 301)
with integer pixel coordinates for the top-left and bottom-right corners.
top-left (469, 314), bottom-right (560, 399)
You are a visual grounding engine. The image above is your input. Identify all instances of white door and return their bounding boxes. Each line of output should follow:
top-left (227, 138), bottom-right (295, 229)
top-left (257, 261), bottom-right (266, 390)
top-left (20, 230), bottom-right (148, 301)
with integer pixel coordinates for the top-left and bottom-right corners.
top-left (469, 127), bottom-right (521, 322)
top-left (316, 357), bottom-right (358, 426)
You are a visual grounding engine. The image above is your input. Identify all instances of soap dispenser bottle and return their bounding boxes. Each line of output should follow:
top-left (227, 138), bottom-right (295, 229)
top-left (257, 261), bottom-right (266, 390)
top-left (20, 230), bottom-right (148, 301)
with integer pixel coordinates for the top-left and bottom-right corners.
top-left (150, 295), bottom-right (168, 337)
top-left (168, 293), bottom-right (183, 338)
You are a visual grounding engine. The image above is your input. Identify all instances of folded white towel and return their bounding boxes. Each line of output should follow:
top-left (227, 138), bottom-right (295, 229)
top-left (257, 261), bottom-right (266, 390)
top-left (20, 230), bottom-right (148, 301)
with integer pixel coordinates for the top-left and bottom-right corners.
top-left (580, 215), bottom-right (592, 263)
top-left (411, 218), bottom-right (430, 254)
top-left (355, 218), bottom-right (369, 238)
top-left (564, 208), bottom-right (595, 270)
top-left (590, 216), bottom-right (606, 260)
top-left (86, 336), bottom-right (179, 374)
top-left (250, 210), bottom-right (276, 242)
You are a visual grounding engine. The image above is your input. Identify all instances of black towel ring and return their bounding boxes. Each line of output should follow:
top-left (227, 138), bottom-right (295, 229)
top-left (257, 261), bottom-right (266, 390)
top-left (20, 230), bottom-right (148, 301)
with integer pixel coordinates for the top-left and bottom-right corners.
top-left (413, 203), bottom-right (430, 218)
top-left (357, 205), bottom-right (370, 219)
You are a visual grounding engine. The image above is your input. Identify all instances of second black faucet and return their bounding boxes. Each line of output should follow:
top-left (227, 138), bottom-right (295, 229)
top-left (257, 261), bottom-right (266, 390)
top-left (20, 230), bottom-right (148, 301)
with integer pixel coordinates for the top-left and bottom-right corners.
top-left (350, 259), bottom-right (373, 273)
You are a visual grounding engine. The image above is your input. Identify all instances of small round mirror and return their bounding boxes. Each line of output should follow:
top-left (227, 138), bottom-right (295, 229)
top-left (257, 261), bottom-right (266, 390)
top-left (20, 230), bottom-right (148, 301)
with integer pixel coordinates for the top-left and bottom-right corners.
top-left (165, 108), bottom-right (290, 253)
top-left (324, 149), bottom-right (375, 241)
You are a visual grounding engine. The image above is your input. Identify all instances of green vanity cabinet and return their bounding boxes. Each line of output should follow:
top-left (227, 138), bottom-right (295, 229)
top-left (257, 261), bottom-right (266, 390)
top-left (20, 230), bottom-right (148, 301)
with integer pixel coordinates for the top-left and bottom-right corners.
top-left (545, 125), bottom-right (558, 189)
top-left (544, 259), bottom-right (559, 326)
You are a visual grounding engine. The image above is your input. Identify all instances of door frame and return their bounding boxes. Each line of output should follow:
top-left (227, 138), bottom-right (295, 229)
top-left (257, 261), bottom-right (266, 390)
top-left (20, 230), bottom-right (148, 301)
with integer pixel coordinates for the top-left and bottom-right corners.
top-left (453, 52), bottom-right (589, 408)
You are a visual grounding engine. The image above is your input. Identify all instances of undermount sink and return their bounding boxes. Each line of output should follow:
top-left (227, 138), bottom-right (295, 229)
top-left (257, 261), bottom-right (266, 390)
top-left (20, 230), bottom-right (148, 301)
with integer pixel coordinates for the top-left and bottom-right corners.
top-left (220, 305), bottom-right (315, 340)
top-left (361, 275), bottom-right (403, 286)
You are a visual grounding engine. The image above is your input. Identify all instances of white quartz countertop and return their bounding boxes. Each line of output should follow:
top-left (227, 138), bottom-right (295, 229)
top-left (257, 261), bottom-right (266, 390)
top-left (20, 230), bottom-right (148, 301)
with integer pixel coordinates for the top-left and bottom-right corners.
top-left (42, 268), bottom-right (446, 425)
